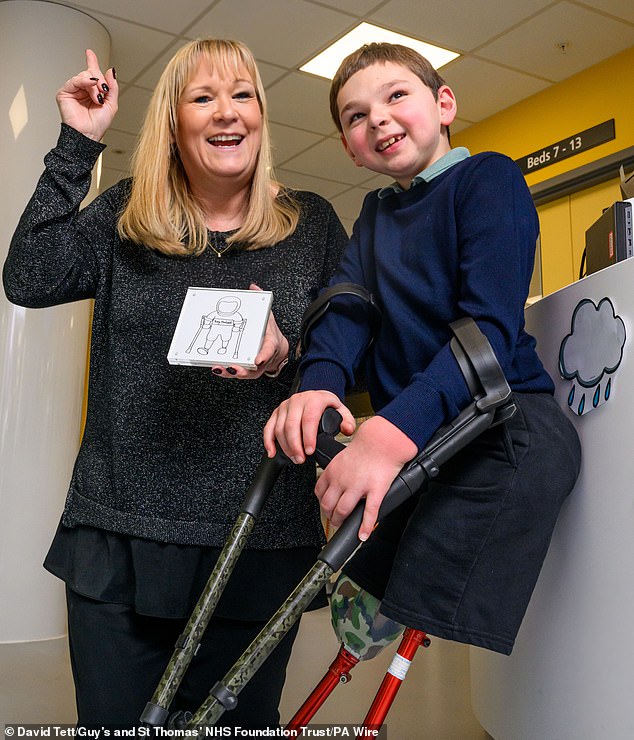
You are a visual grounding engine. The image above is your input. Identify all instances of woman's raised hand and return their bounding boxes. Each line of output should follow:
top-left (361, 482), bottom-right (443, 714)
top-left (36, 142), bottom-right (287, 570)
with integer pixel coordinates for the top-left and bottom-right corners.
top-left (56, 49), bottom-right (118, 142)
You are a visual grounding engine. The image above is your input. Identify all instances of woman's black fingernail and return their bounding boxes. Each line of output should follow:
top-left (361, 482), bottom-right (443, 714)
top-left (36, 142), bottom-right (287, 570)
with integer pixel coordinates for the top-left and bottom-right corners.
top-left (97, 93), bottom-right (104, 104)
top-left (90, 77), bottom-right (99, 81)
top-left (226, 367), bottom-right (237, 375)
top-left (112, 68), bottom-right (117, 80)
top-left (102, 83), bottom-right (109, 93)
top-left (212, 368), bottom-right (222, 375)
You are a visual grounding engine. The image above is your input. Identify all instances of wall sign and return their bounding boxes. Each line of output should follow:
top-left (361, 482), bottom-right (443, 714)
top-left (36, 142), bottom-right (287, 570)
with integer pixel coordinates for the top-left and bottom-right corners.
top-left (515, 119), bottom-right (615, 176)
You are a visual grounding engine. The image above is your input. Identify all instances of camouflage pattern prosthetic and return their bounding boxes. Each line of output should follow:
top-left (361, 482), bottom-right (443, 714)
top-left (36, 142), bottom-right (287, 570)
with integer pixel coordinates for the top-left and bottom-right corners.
top-left (148, 512), bottom-right (256, 715)
top-left (186, 560), bottom-right (334, 728)
top-left (330, 573), bottom-right (404, 660)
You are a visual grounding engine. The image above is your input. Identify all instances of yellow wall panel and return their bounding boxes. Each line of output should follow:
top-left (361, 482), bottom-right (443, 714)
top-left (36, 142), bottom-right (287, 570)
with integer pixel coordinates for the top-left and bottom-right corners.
top-left (535, 179), bottom-right (622, 295)
top-left (453, 46), bottom-right (633, 296)
top-left (453, 47), bottom-right (634, 189)
top-left (537, 198), bottom-right (573, 295)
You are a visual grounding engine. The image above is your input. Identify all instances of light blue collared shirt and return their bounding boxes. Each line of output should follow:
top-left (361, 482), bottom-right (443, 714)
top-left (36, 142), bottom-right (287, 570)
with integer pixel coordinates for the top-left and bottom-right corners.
top-left (377, 146), bottom-right (471, 198)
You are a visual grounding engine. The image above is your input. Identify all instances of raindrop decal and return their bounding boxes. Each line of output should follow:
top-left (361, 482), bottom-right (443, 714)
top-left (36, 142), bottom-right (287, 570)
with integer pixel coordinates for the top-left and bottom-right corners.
top-left (578, 394), bottom-right (585, 416)
top-left (568, 385), bottom-right (575, 407)
top-left (605, 377), bottom-right (611, 401)
top-left (593, 385), bottom-right (601, 408)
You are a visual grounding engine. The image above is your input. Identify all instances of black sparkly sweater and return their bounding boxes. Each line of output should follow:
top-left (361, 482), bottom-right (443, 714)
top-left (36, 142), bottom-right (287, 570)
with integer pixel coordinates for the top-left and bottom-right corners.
top-left (3, 124), bottom-right (348, 548)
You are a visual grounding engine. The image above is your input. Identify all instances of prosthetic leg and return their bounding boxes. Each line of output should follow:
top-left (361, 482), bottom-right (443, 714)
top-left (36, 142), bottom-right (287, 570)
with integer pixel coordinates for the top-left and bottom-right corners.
top-left (286, 573), bottom-right (412, 731)
top-left (286, 570), bottom-right (433, 731)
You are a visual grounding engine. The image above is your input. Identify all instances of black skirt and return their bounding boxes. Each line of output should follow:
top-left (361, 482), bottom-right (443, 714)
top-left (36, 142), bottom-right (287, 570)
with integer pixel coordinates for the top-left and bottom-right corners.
top-left (45, 522), bottom-right (327, 621)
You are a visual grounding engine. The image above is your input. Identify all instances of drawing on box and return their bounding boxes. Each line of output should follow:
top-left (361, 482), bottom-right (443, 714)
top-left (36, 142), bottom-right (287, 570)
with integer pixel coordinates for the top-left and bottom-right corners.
top-left (167, 287), bottom-right (273, 369)
top-left (187, 296), bottom-right (246, 359)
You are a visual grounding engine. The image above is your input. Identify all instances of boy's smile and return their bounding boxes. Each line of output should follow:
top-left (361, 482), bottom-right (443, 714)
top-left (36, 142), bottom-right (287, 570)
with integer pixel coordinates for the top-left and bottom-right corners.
top-left (337, 61), bottom-right (457, 189)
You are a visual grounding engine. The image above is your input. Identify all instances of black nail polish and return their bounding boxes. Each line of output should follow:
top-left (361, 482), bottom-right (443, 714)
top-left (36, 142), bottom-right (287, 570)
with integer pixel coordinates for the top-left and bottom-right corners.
top-left (226, 367), bottom-right (237, 375)
top-left (89, 77), bottom-right (99, 81)
top-left (112, 68), bottom-right (117, 80)
top-left (97, 93), bottom-right (104, 104)
top-left (212, 368), bottom-right (222, 375)
top-left (102, 83), bottom-right (109, 93)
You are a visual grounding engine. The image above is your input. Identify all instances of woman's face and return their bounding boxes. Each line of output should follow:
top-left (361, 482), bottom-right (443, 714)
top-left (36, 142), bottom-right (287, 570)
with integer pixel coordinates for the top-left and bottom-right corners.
top-left (175, 59), bottom-right (263, 191)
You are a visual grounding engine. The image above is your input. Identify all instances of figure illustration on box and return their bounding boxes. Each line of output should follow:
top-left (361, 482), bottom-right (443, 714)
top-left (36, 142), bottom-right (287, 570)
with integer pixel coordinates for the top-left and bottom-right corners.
top-left (186, 296), bottom-right (246, 360)
top-left (559, 297), bottom-right (626, 416)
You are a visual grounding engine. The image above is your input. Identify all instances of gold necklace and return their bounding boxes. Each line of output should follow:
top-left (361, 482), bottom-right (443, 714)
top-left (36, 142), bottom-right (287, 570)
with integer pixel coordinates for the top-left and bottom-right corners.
top-left (209, 230), bottom-right (233, 258)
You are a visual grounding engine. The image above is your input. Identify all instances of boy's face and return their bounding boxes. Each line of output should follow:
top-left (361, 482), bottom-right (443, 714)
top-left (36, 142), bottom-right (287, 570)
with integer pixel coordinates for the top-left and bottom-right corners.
top-left (336, 61), bottom-right (457, 189)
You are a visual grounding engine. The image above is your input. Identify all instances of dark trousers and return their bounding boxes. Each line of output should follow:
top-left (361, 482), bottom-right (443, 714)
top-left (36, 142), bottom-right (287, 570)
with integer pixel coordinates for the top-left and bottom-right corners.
top-left (66, 587), bottom-right (300, 727)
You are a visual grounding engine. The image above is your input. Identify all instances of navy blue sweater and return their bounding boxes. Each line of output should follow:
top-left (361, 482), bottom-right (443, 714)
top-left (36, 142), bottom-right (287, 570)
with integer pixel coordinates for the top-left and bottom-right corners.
top-left (300, 152), bottom-right (553, 450)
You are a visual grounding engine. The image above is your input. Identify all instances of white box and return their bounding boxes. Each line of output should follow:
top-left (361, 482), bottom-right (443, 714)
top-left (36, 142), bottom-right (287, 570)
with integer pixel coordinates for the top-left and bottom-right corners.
top-left (167, 287), bottom-right (273, 369)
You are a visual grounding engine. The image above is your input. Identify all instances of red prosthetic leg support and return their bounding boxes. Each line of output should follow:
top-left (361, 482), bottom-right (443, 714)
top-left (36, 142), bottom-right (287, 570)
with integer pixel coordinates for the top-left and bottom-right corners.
top-left (286, 646), bottom-right (360, 731)
top-left (363, 628), bottom-right (431, 729)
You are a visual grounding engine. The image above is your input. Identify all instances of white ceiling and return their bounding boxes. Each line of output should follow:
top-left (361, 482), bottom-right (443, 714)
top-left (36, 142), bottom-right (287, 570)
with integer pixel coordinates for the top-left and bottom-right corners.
top-left (60, 0), bottom-right (634, 232)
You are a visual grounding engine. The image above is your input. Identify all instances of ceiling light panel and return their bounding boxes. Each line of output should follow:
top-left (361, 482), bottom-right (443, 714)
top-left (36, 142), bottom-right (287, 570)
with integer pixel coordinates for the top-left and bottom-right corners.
top-left (300, 22), bottom-right (460, 79)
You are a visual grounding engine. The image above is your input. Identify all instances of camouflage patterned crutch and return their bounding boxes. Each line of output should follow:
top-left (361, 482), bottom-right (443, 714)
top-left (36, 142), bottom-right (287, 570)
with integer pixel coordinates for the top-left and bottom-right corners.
top-left (169, 316), bottom-right (516, 730)
top-left (140, 411), bottom-right (342, 728)
top-left (141, 283), bottom-right (381, 728)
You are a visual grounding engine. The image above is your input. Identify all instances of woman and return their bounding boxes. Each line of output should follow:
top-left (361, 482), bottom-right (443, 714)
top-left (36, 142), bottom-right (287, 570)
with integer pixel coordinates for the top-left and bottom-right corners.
top-left (3, 40), bottom-right (347, 726)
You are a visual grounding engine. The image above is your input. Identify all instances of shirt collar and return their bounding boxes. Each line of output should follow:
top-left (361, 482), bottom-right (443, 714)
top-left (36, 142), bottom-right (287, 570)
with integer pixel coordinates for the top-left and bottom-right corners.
top-left (378, 147), bottom-right (471, 199)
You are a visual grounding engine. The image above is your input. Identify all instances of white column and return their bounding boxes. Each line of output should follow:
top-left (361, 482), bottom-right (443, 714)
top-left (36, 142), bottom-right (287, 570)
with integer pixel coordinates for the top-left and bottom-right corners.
top-left (0, 0), bottom-right (109, 713)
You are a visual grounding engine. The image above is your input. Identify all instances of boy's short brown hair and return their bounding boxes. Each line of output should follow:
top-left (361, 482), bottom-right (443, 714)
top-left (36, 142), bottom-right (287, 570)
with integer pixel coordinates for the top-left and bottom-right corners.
top-left (329, 42), bottom-right (448, 134)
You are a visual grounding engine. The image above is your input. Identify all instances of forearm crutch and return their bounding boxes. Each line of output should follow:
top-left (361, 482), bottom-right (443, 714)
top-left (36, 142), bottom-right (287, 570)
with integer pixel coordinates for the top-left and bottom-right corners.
top-left (288, 317), bottom-right (516, 730)
top-left (171, 317), bottom-right (516, 730)
top-left (186, 315), bottom-right (206, 354)
top-left (140, 411), bottom-right (342, 728)
top-left (141, 283), bottom-right (380, 728)
top-left (232, 318), bottom-right (247, 359)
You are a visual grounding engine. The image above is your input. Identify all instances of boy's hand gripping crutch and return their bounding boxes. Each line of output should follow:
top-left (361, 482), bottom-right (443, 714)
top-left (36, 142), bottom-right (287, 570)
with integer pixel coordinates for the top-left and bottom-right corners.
top-left (141, 283), bottom-right (380, 728)
top-left (170, 316), bottom-right (516, 730)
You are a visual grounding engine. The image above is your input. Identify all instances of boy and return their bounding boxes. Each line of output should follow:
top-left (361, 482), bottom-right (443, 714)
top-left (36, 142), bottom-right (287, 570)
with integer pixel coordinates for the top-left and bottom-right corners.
top-left (263, 43), bottom-right (581, 655)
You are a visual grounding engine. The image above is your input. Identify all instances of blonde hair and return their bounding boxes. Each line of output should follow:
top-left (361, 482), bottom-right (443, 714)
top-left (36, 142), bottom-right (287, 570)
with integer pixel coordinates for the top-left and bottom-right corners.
top-left (117, 38), bottom-right (299, 255)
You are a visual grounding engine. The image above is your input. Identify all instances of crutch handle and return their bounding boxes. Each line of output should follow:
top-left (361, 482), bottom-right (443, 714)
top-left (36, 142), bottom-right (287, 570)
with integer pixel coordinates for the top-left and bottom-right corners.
top-left (312, 408), bottom-right (346, 469)
top-left (243, 408), bottom-right (345, 518)
top-left (317, 464), bottom-right (423, 572)
top-left (241, 448), bottom-right (290, 517)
